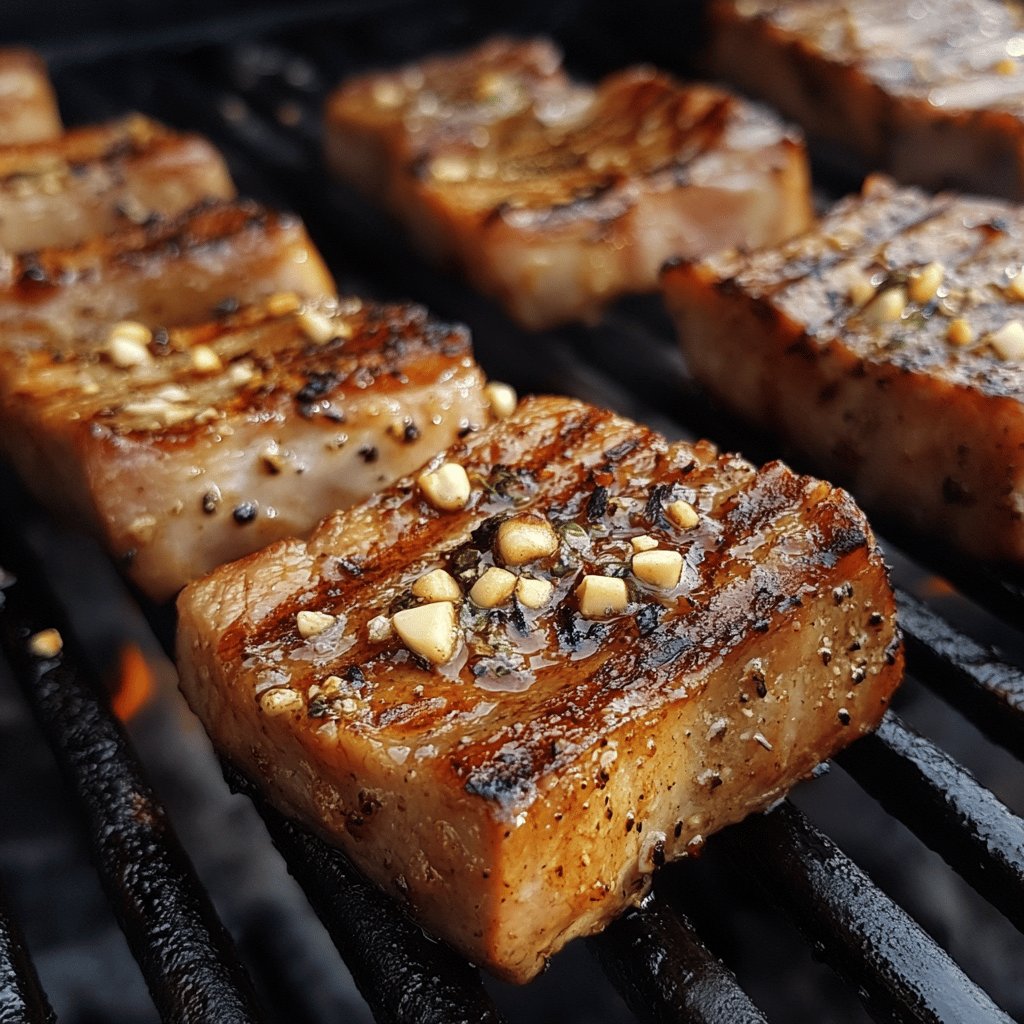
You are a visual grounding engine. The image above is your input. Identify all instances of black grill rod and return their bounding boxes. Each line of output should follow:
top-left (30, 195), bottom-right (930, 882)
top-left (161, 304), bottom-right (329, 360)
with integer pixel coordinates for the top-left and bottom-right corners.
top-left (896, 591), bottom-right (1024, 761)
top-left (225, 767), bottom-right (508, 1024)
top-left (0, 876), bottom-right (55, 1024)
top-left (0, 528), bottom-right (266, 1024)
top-left (717, 801), bottom-right (1014, 1024)
top-left (588, 894), bottom-right (769, 1024)
top-left (837, 711), bottom-right (1024, 936)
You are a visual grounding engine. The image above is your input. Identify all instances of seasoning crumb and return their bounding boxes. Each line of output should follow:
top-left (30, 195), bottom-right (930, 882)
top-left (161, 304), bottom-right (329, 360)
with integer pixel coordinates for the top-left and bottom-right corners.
top-left (28, 628), bottom-right (63, 658)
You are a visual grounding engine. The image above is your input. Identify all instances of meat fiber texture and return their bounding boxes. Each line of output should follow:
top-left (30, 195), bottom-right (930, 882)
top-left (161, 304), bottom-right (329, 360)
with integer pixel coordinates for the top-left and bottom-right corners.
top-left (708, 0), bottom-right (1024, 200)
top-left (663, 175), bottom-right (1024, 564)
top-left (326, 36), bottom-right (812, 329)
top-left (0, 114), bottom-right (235, 251)
top-left (0, 50), bottom-right (61, 145)
top-left (177, 395), bottom-right (902, 982)
top-left (0, 296), bottom-right (491, 600)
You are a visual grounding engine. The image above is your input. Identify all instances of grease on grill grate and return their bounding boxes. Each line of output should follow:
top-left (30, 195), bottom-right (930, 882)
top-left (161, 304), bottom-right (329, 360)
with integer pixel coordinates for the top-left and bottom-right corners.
top-left (2, 4), bottom-right (1024, 1023)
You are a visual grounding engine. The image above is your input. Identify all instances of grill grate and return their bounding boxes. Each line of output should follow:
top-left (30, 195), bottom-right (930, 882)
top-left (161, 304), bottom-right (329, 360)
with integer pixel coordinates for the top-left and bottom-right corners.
top-left (1, 3), bottom-right (1024, 1022)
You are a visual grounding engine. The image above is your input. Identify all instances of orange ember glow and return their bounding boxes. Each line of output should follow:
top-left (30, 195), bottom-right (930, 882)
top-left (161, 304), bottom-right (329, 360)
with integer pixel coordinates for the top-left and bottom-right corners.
top-left (916, 574), bottom-right (956, 599)
top-left (112, 644), bottom-right (156, 721)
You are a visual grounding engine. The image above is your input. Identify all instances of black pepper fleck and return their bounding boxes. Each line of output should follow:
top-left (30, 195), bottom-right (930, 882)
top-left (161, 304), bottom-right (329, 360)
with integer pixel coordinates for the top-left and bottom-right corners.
top-left (233, 501), bottom-right (258, 524)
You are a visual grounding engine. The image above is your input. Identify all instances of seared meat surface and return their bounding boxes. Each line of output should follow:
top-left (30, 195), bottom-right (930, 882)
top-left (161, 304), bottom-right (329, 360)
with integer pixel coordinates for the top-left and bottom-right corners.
top-left (326, 36), bottom-right (812, 328)
top-left (177, 395), bottom-right (901, 981)
top-left (0, 199), bottom-right (334, 345)
top-left (708, 0), bottom-right (1024, 199)
top-left (663, 175), bottom-right (1024, 563)
top-left (0, 50), bottom-right (61, 144)
top-left (0, 296), bottom-right (490, 600)
top-left (0, 114), bottom-right (235, 251)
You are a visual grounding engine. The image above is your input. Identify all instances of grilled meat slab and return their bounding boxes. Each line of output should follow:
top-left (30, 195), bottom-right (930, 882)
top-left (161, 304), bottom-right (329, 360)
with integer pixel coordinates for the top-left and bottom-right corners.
top-left (0, 199), bottom-right (334, 346)
top-left (0, 50), bottom-right (61, 145)
top-left (0, 114), bottom-right (235, 251)
top-left (0, 297), bottom-right (490, 600)
top-left (708, 0), bottom-right (1024, 199)
top-left (326, 37), bottom-right (812, 329)
top-left (663, 175), bottom-right (1024, 563)
top-left (177, 395), bottom-right (902, 981)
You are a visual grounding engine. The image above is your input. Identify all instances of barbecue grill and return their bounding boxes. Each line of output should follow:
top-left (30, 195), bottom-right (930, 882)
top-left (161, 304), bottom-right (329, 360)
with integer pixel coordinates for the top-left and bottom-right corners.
top-left (1, 2), bottom-right (1023, 1022)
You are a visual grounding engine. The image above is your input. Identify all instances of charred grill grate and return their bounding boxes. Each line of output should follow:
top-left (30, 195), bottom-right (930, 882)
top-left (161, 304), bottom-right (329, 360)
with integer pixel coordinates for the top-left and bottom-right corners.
top-left (1, 3), bottom-right (1024, 1022)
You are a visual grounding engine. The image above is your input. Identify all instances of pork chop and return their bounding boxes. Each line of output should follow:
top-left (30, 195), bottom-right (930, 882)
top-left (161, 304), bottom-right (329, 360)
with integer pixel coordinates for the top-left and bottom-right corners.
top-left (0, 296), bottom-right (491, 600)
top-left (707, 0), bottom-right (1024, 199)
top-left (326, 37), bottom-right (812, 328)
top-left (177, 395), bottom-right (902, 981)
top-left (663, 175), bottom-right (1024, 563)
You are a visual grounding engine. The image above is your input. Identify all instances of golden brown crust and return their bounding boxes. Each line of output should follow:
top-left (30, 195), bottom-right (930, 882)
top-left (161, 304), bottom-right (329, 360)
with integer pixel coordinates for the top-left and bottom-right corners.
top-left (663, 176), bottom-right (1024, 562)
top-left (177, 395), bottom-right (902, 980)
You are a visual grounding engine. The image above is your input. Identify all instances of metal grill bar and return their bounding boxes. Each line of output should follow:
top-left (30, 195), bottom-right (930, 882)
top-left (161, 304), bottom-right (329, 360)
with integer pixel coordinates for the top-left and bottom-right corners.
top-left (588, 896), bottom-right (769, 1024)
top-left (0, 878), bottom-right (54, 1024)
top-left (0, 510), bottom-right (266, 1024)
top-left (224, 768), bottom-right (507, 1024)
top-left (720, 801), bottom-right (1014, 1023)
top-left (837, 712), bottom-right (1024, 935)
top-left (897, 592), bottom-right (1024, 761)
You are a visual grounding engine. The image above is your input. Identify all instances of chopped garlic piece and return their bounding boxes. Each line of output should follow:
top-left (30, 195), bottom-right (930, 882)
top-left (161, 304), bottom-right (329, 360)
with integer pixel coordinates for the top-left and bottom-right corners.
top-left (988, 320), bottom-right (1024, 361)
top-left (469, 566), bottom-right (517, 608)
top-left (265, 290), bottom-right (301, 317)
top-left (496, 515), bottom-right (558, 565)
top-left (107, 329), bottom-right (153, 368)
top-left (296, 610), bottom-right (336, 638)
top-left (908, 262), bottom-right (944, 304)
top-left (367, 614), bottom-right (393, 643)
top-left (632, 549), bottom-right (683, 589)
top-left (127, 514), bottom-right (158, 545)
top-left (846, 271), bottom-right (876, 307)
top-left (862, 286), bottom-right (907, 324)
top-left (947, 318), bottom-right (975, 347)
top-left (297, 309), bottom-right (337, 345)
top-left (665, 499), bottom-right (699, 530)
top-left (418, 462), bottom-right (472, 511)
top-left (576, 575), bottom-right (628, 618)
top-left (515, 576), bottom-right (553, 609)
top-left (259, 688), bottom-right (303, 715)
top-left (412, 568), bottom-right (462, 603)
top-left (109, 320), bottom-right (153, 346)
top-left (1007, 273), bottom-right (1024, 302)
top-left (429, 153), bottom-right (472, 183)
top-left (28, 628), bottom-right (62, 658)
top-left (484, 381), bottom-right (517, 419)
top-left (392, 601), bottom-right (459, 664)
top-left (190, 344), bottom-right (223, 374)
top-left (228, 360), bottom-right (256, 386)
top-left (630, 534), bottom-right (659, 553)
